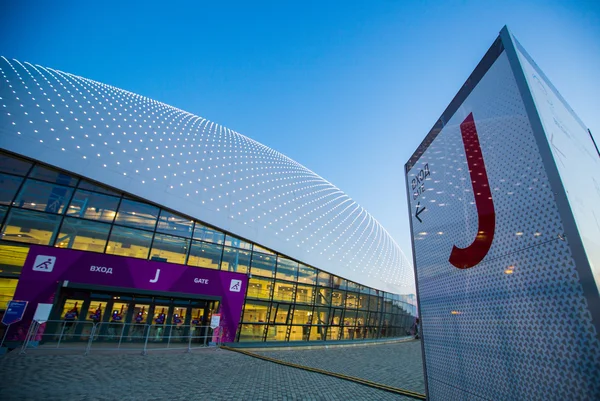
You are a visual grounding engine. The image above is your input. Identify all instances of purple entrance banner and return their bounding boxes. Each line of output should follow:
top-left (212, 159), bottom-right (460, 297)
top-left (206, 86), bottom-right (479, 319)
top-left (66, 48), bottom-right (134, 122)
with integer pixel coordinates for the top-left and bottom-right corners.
top-left (12, 245), bottom-right (248, 342)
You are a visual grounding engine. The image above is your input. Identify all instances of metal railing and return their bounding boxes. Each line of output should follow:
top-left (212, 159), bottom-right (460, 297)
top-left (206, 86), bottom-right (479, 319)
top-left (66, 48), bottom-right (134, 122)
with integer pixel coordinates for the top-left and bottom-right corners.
top-left (19, 320), bottom-right (221, 355)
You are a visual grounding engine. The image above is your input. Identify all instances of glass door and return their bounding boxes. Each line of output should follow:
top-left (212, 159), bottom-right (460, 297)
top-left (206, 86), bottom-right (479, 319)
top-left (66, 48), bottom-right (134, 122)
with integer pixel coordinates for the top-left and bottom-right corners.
top-left (149, 304), bottom-right (170, 342)
top-left (128, 303), bottom-right (150, 341)
top-left (105, 301), bottom-right (129, 341)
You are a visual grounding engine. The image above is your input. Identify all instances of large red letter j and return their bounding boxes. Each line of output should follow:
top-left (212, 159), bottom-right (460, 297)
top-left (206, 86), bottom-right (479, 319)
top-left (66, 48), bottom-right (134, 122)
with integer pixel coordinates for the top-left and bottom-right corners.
top-left (448, 113), bottom-right (495, 269)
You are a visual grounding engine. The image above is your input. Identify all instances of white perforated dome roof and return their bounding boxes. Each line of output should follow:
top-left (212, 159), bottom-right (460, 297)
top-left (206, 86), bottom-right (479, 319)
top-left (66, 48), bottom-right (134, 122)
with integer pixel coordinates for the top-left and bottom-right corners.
top-left (0, 57), bottom-right (413, 293)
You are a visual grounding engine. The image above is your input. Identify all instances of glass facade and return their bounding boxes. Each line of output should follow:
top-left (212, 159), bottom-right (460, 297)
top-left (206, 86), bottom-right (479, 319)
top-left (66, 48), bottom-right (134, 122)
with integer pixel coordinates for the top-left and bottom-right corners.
top-left (0, 150), bottom-right (416, 343)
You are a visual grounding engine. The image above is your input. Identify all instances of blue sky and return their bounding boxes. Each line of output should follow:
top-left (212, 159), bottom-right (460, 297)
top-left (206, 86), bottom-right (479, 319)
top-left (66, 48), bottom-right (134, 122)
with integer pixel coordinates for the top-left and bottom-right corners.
top-left (1, 0), bottom-right (599, 263)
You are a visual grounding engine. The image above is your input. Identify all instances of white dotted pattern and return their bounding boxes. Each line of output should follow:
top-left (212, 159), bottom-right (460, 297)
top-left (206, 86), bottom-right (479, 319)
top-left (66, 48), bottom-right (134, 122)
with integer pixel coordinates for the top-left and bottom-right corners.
top-left (0, 57), bottom-right (413, 293)
top-left (408, 52), bottom-right (600, 400)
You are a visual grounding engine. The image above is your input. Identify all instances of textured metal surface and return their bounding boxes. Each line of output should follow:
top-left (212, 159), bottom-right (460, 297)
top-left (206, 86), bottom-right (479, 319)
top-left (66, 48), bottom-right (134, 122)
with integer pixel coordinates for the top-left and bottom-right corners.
top-left (0, 57), bottom-right (412, 293)
top-left (407, 48), bottom-right (600, 400)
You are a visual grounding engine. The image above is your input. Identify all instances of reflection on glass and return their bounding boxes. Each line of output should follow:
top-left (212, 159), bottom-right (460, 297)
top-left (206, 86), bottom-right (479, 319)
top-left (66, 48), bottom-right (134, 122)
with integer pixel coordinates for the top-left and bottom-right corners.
top-left (272, 281), bottom-right (295, 302)
top-left (0, 278), bottom-right (18, 310)
top-left (251, 252), bottom-right (276, 277)
top-left (156, 210), bottom-right (193, 238)
top-left (242, 301), bottom-right (269, 323)
top-left (333, 276), bottom-right (347, 290)
top-left (77, 179), bottom-right (121, 196)
top-left (0, 152), bottom-right (32, 176)
top-left (246, 277), bottom-right (273, 300)
top-left (221, 246), bottom-right (251, 273)
top-left (265, 324), bottom-right (287, 341)
top-left (0, 242), bottom-right (29, 275)
top-left (56, 217), bottom-right (111, 253)
top-left (297, 264), bottom-right (317, 284)
top-left (67, 190), bottom-right (119, 222)
top-left (295, 284), bottom-right (315, 304)
top-left (276, 256), bottom-right (298, 281)
top-left (239, 324), bottom-right (265, 342)
top-left (1, 208), bottom-right (61, 245)
top-left (0, 174), bottom-right (23, 205)
top-left (272, 303), bottom-right (291, 324)
top-left (114, 199), bottom-right (159, 230)
top-left (192, 223), bottom-right (225, 244)
top-left (187, 240), bottom-right (222, 269)
top-left (318, 271), bottom-right (332, 287)
top-left (331, 290), bottom-right (345, 307)
top-left (29, 165), bottom-right (78, 186)
top-left (106, 225), bottom-right (153, 259)
top-left (316, 288), bottom-right (331, 306)
top-left (225, 234), bottom-right (252, 250)
top-left (14, 179), bottom-right (74, 214)
top-left (150, 233), bottom-right (189, 264)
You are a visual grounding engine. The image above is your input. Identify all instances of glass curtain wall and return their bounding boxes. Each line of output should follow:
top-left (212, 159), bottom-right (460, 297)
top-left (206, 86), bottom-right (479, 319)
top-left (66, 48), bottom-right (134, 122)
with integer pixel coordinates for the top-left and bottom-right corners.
top-left (0, 150), bottom-right (417, 342)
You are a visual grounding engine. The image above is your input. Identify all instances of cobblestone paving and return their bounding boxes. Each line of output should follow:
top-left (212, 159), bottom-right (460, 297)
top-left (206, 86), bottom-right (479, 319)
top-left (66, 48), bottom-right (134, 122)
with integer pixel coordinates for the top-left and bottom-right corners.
top-left (0, 341), bottom-right (424, 401)
top-left (255, 339), bottom-right (425, 394)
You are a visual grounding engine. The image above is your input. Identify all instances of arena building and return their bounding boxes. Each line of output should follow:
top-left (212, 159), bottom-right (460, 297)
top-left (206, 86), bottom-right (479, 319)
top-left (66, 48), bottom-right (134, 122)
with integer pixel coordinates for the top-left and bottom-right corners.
top-left (0, 57), bottom-right (415, 344)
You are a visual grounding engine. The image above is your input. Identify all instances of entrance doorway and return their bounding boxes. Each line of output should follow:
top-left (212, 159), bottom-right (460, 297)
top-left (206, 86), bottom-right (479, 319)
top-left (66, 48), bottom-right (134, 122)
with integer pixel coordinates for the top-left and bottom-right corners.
top-left (49, 287), bottom-right (220, 344)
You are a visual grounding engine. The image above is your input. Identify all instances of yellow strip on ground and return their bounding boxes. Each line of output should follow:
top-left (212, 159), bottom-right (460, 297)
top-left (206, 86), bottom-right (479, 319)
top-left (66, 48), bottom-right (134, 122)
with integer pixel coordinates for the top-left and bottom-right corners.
top-left (220, 346), bottom-right (427, 400)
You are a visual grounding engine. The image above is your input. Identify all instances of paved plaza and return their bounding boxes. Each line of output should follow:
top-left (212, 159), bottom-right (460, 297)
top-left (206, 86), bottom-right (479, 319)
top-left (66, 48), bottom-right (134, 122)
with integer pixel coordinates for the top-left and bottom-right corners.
top-left (0, 340), bottom-right (424, 400)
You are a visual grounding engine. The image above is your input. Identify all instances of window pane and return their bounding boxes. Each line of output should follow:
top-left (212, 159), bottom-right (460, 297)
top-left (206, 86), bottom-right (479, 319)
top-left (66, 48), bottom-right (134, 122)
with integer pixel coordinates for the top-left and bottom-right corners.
top-left (0, 153), bottom-right (32, 176)
top-left (192, 223), bottom-right (224, 244)
top-left (29, 165), bottom-right (78, 186)
top-left (106, 225), bottom-right (152, 259)
top-left (313, 307), bottom-right (330, 326)
top-left (317, 272), bottom-right (332, 287)
top-left (0, 205), bottom-right (6, 226)
top-left (0, 174), bottom-right (23, 205)
top-left (250, 252), bottom-right (276, 277)
top-left (295, 284), bottom-right (315, 304)
top-left (66, 190), bottom-right (119, 222)
top-left (14, 179), bottom-right (74, 214)
top-left (1, 208), bottom-right (61, 245)
top-left (0, 242), bottom-right (29, 275)
top-left (272, 280), bottom-right (295, 302)
top-left (331, 290), bottom-right (345, 307)
top-left (316, 287), bottom-right (331, 306)
top-left (238, 324), bottom-right (265, 342)
top-left (265, 325), bottom-right (287, 342)
top-left (224, 234), bottom-right (252, 250)
top-left (253, 244), bottom-right (275, 255)
top-left (347, 281), bottom-right (359, 291)
top-left (369, 296), bottom-right (380, 312)
top-left (333, 276), bottom-right (347, 290)
top-left (114, 199), bottom-right (159, 230)
top-left (150, 233), bottom-right (189, 264)
top-left (246, 277), bottom-right (272, 300)
top-left (156, 210), bottom-right (193, 238)
top-left (221, 247), bottom-right (251, 273)
top-left (271, 303), bottom-right (291, 324)
top-left (358, 294), bottom-right (368, 310)
top-left (346, 292), bottom-right (359, 309)
top-left (276, 256), bottom-right (298, 281)
top-left (187, 240), bottom-right (222, 269)
top-left (241, 300), bottom-right (270, 323)
top-left (77, 179), bottom-right (120, 196)
top-left (309, 325), bottom-right (327, 341)
top-left (56, 217), bottom-right (110, 253)
top-left (297, 264), bottom-right (316, 285)
top-left (0, 278), bottom-right (19, 310)
top-left (291, 305), bottom-right (312, 325)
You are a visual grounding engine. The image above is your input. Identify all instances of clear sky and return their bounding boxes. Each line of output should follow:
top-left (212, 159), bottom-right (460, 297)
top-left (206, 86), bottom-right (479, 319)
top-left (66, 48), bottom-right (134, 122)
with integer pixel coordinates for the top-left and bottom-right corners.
top-left (1, 0), bottom-right (599, 268)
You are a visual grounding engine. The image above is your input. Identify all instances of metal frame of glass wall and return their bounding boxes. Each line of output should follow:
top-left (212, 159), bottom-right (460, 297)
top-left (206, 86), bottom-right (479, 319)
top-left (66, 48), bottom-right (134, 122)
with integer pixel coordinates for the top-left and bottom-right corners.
top-left (0, 149), bottom-right (417, 342)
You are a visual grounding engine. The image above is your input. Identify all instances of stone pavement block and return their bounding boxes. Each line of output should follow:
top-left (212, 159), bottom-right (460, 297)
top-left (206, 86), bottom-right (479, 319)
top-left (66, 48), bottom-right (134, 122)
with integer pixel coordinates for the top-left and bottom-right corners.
top-left (255, 339), bottom-right (425, 394)
top-left (0, 342), bottom-right (423, 400)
